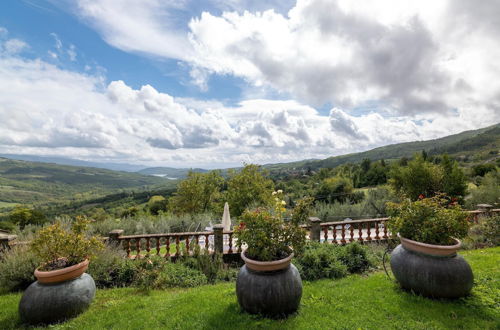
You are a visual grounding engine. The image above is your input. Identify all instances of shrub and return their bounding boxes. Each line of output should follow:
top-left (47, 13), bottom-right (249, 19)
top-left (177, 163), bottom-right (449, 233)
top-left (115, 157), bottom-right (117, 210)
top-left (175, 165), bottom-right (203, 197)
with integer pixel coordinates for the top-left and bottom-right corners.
top-left (387, 194), bottom-right (469, 245)
top-left (234, 191), bottom-right (306, 261)
top-left (0, 245), bottom-right (40, 292)
top-left (293, 243), bottom-right (347, 281)
top-left (337, 242), bottom-right (372, 273)
top-left (466, 171), bottom-right (500, 209)
top-left (182, 246), bottom-right (224, 284)
top-left (87, 244), bottom-right (135, 288)
top-left (134, 256), bottom-right (206, 291)
top-left (31, 216), bottom-right (104, 271)
top-left (463, 215), bottom-right (500, 249)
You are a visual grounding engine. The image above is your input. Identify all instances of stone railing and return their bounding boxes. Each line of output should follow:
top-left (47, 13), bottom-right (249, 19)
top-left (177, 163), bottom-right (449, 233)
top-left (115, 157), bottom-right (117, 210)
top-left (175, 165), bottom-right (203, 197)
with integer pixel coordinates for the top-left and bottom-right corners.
top-left (1, 206), bottom-right (498, 257)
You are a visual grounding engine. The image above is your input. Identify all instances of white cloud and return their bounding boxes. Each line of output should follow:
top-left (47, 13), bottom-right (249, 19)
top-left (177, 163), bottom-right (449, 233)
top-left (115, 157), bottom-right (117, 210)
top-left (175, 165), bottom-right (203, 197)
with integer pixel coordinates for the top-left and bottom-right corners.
top-left (0, 29), bottom-right (499, 167)
top-left (2, 39), bottom-right (29, 54)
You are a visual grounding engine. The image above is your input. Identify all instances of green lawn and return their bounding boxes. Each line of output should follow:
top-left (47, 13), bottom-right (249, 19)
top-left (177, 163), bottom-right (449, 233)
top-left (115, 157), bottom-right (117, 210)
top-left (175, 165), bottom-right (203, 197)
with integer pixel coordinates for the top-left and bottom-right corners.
top-left (0, 247), bottom-right (498, 329)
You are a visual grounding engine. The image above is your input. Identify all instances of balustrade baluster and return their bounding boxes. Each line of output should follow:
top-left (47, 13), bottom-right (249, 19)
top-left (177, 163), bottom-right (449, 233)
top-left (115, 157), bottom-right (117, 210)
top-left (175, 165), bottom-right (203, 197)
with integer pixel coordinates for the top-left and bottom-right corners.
top-left (358, 223), bottom-right (363, 242)
top-left (349, 225), bottom-right (354, 242)
top-left (175, 236), bottom-right (180, 256)
top-left (165, 237), bottom-right (170, 258)
top-left (323, 226), bottom-right (328, 243)
top-left (332, 226), bottom-right (337, 244)
top-left (185, 235), bottom-right (190, 255)
top-left (228, 232), bottom-right (233, 254)
top-left (146, 238), bottom-right (151, 256)
top-left (156, 238), bottom-right (161, 255)
top-left (204, 234), bottom-right (210, 250)
top-left (375, 221), bottom-right (380, 240)
top-left (341, 224), bottom-right (346, 244)
top-left (195, 235), bottom-right (199, 248)
top-left (367, 223), bottom-right (372, 241)
top-left (383, 221), bottom-right (388, 239)
top-left (135, 238), bottom-right (141, 259)
top-left (126, 239), bottom-right (131, 258)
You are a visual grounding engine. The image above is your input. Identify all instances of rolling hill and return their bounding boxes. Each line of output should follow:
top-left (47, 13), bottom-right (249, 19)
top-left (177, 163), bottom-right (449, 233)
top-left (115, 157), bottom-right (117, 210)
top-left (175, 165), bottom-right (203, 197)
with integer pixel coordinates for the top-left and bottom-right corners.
top-left (263, 123), bottom-right (500, 174)
top-left (0, 158), bottom-right (174, 209)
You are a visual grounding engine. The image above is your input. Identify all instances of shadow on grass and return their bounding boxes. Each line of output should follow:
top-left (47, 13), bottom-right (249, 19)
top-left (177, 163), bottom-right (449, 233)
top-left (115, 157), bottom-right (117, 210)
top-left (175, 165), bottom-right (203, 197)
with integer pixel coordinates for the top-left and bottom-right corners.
top-left (204, 301), bottom-right (301, 330)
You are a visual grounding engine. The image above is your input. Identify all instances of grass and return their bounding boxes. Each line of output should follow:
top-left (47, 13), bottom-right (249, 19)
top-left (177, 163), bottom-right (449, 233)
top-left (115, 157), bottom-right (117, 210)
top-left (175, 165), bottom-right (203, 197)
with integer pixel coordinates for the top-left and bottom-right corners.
top-left (0, 247), bottom-right (498, 329)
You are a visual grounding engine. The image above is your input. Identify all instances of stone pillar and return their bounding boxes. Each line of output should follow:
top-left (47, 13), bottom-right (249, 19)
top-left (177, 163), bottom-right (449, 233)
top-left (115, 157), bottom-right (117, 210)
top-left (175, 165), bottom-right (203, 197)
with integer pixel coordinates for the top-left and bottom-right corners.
top-left (0, 235), bottom-right (17, 251)
top-left (108, 229), bottom-right (124, 246)
top-left (309, 217), bottom-right (321, 242)
top-left (213, 224), bottom-right (224, 254)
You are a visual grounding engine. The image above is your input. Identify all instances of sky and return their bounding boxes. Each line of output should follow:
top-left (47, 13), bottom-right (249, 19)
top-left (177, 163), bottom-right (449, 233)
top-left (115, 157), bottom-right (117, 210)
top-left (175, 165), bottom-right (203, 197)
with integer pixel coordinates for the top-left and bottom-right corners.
top-left (0, 0), bottom-right (499, 169)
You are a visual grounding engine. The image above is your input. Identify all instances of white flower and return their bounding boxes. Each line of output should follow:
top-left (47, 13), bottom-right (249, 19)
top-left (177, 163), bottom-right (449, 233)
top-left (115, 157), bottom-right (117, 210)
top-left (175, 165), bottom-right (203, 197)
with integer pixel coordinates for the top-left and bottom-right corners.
top-left (277, 189), bottom-right (283, 194)
top-left (272, 191), bottom-right (277, 195)
top-left (275, 197), bottom-right (279, 202)
top-left (281, 200), bottom-right (286, 205)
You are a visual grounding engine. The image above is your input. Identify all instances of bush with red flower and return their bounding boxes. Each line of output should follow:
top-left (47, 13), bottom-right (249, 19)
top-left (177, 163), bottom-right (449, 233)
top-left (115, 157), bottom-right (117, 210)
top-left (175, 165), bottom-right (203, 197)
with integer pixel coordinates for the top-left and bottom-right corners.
top-left (234, 191), bottom-right (307, 261)
top-left (387, 194), bottom-right (469, 245)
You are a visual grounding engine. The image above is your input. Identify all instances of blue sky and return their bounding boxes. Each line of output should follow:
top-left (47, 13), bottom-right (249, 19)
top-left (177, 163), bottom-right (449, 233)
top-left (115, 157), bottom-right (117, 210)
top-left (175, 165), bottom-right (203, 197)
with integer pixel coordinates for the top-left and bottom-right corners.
top-left (0, 0), bottom-right (498, 168)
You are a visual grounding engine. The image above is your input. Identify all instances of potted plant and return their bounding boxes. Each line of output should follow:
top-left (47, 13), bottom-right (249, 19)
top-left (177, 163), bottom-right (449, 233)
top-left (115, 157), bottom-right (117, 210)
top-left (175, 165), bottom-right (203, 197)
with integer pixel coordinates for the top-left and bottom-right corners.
top-left (387, 194), bottom-right (473, 298)
top-left (19, 216), bottom-right (104, 325)
top-left (234, 191), bottom-right (307, 317)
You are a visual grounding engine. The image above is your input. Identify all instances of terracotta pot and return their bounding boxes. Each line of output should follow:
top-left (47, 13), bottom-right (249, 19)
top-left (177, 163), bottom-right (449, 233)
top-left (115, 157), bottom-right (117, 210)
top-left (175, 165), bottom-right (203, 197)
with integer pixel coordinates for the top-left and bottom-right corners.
top-left (398, 234), bottom-right (461, 257)
top-left (34, 259), bottom-right (89, 284)
top-left (241, 250), bottom-right (293, 272)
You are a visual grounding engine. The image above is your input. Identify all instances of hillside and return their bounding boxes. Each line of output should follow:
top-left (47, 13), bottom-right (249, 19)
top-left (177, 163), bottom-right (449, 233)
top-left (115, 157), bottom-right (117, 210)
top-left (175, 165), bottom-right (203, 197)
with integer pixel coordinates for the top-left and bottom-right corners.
top-left (264, 123), bottom-right (500, 174)
top-left (138, 167), bottom-right (208, 179)
top-left (0, 158), bottom-right (174, 209)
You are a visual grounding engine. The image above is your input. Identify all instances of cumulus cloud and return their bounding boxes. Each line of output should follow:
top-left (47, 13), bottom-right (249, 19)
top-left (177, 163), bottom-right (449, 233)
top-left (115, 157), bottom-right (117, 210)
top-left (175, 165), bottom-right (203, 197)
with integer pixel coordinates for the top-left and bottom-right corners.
top-left (0, 29), bottom-right (499, 167)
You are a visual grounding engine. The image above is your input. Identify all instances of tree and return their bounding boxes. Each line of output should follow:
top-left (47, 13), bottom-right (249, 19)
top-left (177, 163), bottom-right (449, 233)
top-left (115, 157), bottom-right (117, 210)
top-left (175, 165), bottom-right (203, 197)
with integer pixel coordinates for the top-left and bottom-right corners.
top-left (147, 195), bottom-right (168, 215)
top-left (389, 154), bottom-right (443, 200)
top-left (225, 164), bottom-right (275, 216)
top-left (9, 206), bottom-right (47, 229)
top-left (440, 154), bottom-right (467, 199)
top-left (169, 170), bottom-right (224, 214)
top-left (314, 176), bottom-right (354, 203)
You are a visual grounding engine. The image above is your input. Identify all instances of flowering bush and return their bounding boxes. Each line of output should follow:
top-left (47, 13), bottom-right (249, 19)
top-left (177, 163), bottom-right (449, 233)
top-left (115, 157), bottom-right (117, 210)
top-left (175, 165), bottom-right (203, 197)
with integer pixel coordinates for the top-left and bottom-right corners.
top-left (31, 216), bottom-right (104, 271)
top-left (234, 191), bottom-right (307, 261)
top-left (387, 194), bottom-right (469, 245)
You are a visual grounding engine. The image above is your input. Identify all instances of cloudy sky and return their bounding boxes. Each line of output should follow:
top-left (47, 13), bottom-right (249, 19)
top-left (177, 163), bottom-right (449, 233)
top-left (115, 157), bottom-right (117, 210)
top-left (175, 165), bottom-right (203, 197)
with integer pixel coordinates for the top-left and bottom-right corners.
top-left (0, 0), bottom-right (499, 168)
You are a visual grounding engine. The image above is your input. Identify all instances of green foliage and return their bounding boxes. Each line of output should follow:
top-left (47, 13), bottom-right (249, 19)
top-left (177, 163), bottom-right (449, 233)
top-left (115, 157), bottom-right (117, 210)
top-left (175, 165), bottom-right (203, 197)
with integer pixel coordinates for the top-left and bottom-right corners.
top-left (472, 163), bottom-right (497, 177)
top-left (147, 195), bottom-right (168, 215)
top-left (463, 215), bottom-right (500, 249)
top-left (134, 257), bottom-right (206, 291)
top-left (226, 164), bottom-right (274, 216)
top-left (87, 244), bottom-right (136, 288)
top-left (234, 191), bottom-right (306, 261)
top-left (183, 246), bottom-right (226, 284)
top-left (466, 171), bottom-right (500, 209)
top-left (8, 206), bottom-right (47, 229)
top-left (0, 245), bottom-right (40, 293)
top-left (31, 216), bottom-right (104, 270)
top-left (168, 170), bottom-right (224, 214)
top-left (389, 155), bottom-right (443, 200)
top-left (389, 154), bottom-right (467, 200)
top-left (293, 243), bottom-right (347, 281)
top-left (291, 196), bottom-right (314, 225)
top-left (387, 195), bottom-right (469, 245)
top-left (314, 176), bottom-right (353, 203)
top-left (337, 242), bottom-right (371, 273)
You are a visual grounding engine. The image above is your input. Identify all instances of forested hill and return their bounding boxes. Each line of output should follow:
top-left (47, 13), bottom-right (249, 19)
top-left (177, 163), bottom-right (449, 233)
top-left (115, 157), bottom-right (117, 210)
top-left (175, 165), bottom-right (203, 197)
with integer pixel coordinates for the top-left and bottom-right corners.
top-left (0, 158), bottom-right (173, 207)
top-left (264, 123), bottom-right (500, 174)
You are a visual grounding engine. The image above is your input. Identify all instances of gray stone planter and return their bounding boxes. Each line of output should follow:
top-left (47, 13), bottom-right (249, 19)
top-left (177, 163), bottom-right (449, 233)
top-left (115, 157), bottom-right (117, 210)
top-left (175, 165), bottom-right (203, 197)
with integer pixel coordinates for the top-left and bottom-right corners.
top-left (19, 273), bottom-right (96, 325)
top-left (390, 244), bottom-right (473, 298)
top-left (236, 264), bottom-right (302, 318)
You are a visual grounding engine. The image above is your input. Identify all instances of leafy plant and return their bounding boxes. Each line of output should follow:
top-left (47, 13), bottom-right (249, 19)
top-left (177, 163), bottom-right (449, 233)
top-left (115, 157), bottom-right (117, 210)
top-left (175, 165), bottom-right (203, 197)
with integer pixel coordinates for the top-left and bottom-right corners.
top-left (0, 245), bottom-right (40, 292)
top-left (293, 243), bottom-right (347, 281)
top-left (337, 242), bottom-right (371, 273)
top-left (31, 216), bottom-right (104, 271)
top-left (387, 194), bottom-right (469, 245)
top-left (234, 191), bottom-right (307, 261)
top-left (463, 215), bottom-right (500, 249)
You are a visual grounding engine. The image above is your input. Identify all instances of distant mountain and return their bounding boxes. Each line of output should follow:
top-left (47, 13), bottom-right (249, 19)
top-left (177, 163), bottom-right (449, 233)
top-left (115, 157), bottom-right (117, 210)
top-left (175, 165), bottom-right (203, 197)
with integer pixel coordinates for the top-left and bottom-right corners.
top-left (264, 123), bottom-right (500, 173)
top-left (0, 158), bottom-right (174, 208)
top-left (138, 167), bottom-right (208, 179)
top-left (0, 154), bottom-right (147, 172)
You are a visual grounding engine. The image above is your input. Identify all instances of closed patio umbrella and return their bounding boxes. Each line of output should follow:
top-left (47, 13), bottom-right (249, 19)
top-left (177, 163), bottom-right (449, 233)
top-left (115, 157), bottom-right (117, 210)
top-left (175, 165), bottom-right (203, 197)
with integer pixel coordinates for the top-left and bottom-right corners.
top-left (222, 202), bottom-right (231, 231)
